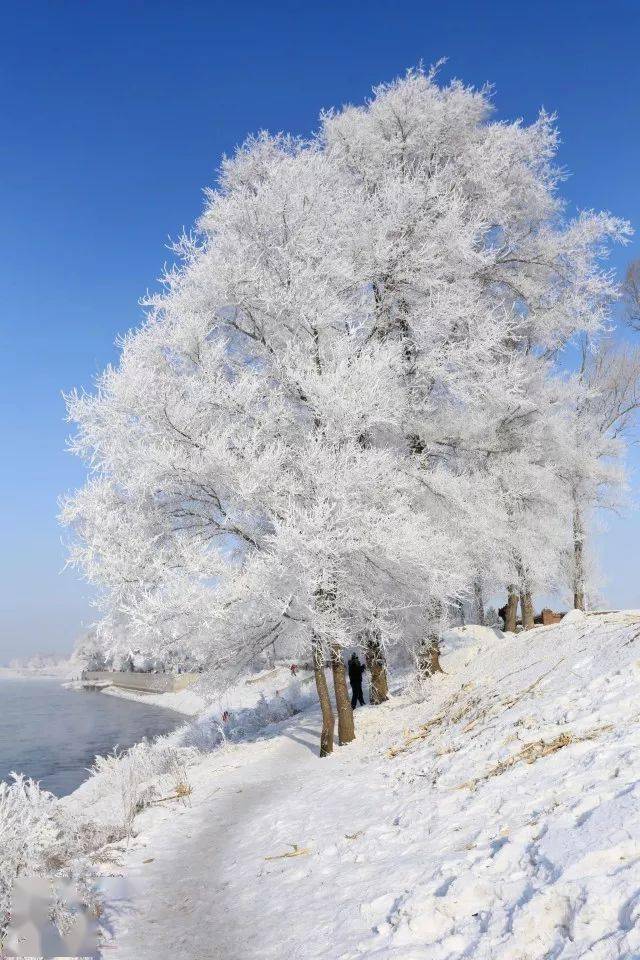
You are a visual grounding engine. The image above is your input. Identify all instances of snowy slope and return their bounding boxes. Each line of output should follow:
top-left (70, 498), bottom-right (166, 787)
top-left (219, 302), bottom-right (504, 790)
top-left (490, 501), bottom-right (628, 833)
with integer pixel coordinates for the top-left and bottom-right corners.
top-left (101, 611), bottom-right (640, 960)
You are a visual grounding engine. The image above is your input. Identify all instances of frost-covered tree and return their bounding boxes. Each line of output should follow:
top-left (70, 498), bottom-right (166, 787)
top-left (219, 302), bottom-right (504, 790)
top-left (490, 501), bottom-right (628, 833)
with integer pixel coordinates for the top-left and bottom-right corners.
top-left (623, 259), bottom-right (640, 332)
top-left (560, 341), bottom-right (640, 609)
top-left (62, 68), bottom-right (627, 753)
top-left (320, 68), bottom-right (627, 631)
top-left (72, 630), bottom-right (108, 671)
top-left (63, 135), bottom-right (466, 753)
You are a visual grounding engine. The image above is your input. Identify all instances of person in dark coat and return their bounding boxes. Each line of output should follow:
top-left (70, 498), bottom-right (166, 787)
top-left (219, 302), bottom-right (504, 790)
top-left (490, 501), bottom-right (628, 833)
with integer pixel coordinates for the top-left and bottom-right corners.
top-left (348, 653), bottom-right (366, 709)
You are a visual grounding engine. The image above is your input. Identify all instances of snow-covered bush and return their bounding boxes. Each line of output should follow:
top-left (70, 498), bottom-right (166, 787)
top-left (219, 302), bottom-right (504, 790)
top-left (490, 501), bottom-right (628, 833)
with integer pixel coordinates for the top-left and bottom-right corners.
top-left (89, 739), bottom-right (197, 836)
top-left (0, 774), bottom-right (98, 947)
top-left (175, 678), bottom-right (316, 752)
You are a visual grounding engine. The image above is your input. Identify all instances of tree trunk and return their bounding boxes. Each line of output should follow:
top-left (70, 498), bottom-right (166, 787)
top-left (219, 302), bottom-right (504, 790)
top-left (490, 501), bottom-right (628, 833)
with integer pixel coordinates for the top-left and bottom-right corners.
top-left (418, 602), bottom-right (445, 678)
top-left (417, 634), bottom-right (444, 678)
top-left (365, 632), bottom-right (389, 704)
top-left (504, 585), bottom-right (518, 632)
top-left (573, 503), bottom-right (586, 611)
top-left (474, 580), bottom-right (485, 626)
top-left (312, 638), bottom-right (334, 757)
top-left (520, 590), bottom-right (535, 631)
top-left (330, 643), bottom-right (355, 745)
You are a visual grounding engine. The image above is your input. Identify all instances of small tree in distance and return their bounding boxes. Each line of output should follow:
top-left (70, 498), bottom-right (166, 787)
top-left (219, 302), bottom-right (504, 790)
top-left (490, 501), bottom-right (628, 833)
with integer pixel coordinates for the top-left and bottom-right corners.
top-left (563, 339), bottom-right (640, 609)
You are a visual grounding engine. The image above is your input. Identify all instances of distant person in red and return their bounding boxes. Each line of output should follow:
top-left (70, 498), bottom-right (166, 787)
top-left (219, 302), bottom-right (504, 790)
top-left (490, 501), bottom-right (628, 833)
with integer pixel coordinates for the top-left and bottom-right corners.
top-left (290, 663), bottom-right (299, 676)
top-left (348, 653), bottom-right (366, 708)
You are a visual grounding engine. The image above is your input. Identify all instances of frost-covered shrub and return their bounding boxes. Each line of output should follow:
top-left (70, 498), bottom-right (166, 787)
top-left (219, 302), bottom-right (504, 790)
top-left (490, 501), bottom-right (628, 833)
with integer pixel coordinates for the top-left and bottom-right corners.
top-left (176, 679), bottom-right (316, 752)
top-left (89, 739), bottom-right (196, 835)
top-left (0, 775), bottom-right (97, 946)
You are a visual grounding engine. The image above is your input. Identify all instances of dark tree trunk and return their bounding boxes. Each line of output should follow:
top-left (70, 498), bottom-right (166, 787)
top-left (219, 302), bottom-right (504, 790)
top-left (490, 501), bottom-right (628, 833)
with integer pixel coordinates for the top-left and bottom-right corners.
top-left (312, 638), bottom-right (334, 757)
top-left (365, 632), bottom-right (389, 704)
top-left (573, 502), bottom-right (586, 611)
top-left (417, 635), bottom-right (444, 678)
top-left (474, 580), bottom-right (485, 626)
top-left (330, 644), bottom-right (355, 745)
top-left (504, 585), bottom-right (518, 632)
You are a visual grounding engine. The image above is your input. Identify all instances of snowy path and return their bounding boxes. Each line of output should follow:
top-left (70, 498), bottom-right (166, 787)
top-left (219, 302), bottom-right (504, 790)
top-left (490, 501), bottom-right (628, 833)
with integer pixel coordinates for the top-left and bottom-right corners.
top-left (103, 612), bottom-right (640, 959)
top-left (105, 702), bottom-right (418, 960)
top-left (106, 717), bottom-right (327, 959)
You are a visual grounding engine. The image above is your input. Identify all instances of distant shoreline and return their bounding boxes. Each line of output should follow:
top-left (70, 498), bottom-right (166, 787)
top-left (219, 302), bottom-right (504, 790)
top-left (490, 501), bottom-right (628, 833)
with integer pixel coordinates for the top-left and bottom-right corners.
top-left (0, 667), bottom-right (202, 717)
top-left (0, 667), bottom-right (76, 681)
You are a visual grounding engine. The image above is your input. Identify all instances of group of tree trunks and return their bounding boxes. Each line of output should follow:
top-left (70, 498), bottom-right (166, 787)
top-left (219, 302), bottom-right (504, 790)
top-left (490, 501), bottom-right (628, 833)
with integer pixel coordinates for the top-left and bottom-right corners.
top-left (312, 574), bottom-right (583, 758)
top-left (312, 631), bottom-right (391, 758)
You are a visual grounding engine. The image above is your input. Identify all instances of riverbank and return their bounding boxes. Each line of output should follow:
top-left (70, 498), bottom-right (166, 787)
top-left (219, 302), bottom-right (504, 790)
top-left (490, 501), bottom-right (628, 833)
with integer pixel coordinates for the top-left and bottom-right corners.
top-left (0, 676), bottom-right (185, 796)
top-left (5, 613), bottom-right (640, 957)
top-left (91, 680), bottom-right (205, 716)
top-left (69, 662), bottom-right (312, 717)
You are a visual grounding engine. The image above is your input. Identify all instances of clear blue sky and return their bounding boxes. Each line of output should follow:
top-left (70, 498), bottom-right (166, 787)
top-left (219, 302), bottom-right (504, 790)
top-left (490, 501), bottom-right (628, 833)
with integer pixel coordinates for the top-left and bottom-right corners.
top-left (2, 0), bottom-right (640, 661)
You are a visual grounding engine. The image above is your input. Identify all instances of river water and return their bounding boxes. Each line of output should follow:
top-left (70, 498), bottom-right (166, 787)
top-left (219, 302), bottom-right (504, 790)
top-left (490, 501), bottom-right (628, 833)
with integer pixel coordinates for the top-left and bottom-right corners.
top-left (0, 677), bottom-right (185, 796)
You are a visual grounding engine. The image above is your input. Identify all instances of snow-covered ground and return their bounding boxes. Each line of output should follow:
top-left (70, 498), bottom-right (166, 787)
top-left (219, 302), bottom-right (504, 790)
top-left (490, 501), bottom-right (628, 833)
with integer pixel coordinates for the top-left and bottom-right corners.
top-left (87, 609), bottom-right (640, 959)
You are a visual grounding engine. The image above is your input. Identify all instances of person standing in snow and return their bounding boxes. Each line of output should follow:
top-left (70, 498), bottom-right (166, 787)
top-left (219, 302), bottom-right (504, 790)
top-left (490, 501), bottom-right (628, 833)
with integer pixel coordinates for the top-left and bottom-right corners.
top-left (348, 653), bottom-right (366, 709)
